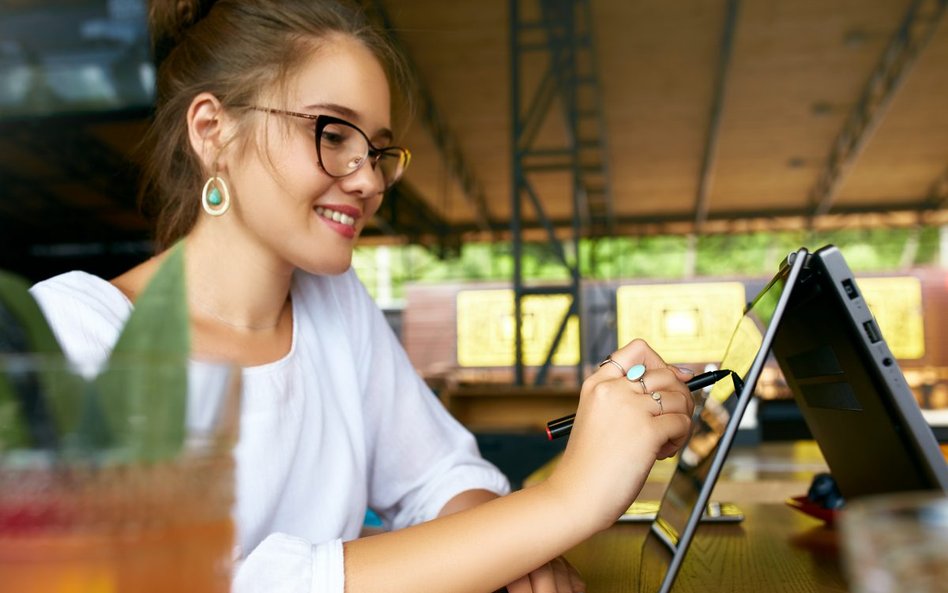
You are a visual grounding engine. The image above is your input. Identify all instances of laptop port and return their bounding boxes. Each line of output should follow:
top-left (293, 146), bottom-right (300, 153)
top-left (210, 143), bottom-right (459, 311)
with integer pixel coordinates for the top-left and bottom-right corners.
top-left (842, 278), bottom-right (858, 299)
top-left (863, 320), bottom-right (882, 343)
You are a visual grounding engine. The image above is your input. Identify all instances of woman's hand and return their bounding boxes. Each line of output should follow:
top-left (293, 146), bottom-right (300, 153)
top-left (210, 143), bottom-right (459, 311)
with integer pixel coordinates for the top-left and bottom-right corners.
top-left (546, 339), bottom-right (695, 531)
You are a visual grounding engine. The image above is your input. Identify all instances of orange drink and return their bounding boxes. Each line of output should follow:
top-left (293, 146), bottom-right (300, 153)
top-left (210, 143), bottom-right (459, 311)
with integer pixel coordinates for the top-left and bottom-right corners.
top-left (0, 356), bottom-right (241, 593)
top-left (0, 457), bottom-right (235, 593)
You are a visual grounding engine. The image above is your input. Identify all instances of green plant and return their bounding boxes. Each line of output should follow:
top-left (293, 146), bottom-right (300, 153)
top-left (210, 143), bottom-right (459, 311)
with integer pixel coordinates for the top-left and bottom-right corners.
top-left (0, 243), bottom-right (190, 461)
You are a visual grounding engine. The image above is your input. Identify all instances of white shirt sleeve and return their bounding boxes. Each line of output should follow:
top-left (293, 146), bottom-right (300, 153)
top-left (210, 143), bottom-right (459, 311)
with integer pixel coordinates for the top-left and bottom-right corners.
top-left (328, 271), bottom-right (511, 529)
top-left (232, 534), bottom-right (343, 593)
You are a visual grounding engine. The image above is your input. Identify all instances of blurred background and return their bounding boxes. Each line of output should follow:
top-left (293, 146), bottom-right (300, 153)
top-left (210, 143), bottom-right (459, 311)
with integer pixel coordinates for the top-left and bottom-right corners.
top-left (1, 0), bottom-right (946, 485)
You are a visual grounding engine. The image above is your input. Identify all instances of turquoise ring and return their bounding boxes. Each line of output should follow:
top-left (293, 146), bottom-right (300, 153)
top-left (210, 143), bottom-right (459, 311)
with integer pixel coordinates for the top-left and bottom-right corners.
top-left (626, 363), bottom-right (648, 392)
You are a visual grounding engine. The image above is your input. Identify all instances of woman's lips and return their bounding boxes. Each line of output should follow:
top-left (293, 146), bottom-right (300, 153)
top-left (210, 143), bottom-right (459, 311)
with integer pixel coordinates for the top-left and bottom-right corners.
top-left (315, 205), bottom-right (359, 239)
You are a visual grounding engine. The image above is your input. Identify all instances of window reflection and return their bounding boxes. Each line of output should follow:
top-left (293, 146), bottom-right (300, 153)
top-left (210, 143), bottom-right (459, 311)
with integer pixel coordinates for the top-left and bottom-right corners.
top-left (0, 0), bottom-right (153, 116)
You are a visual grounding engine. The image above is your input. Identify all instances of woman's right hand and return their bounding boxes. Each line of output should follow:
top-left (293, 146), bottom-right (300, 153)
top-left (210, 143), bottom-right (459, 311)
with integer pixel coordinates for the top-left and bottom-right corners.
top-left (545, 339), bottom-right (695, 531)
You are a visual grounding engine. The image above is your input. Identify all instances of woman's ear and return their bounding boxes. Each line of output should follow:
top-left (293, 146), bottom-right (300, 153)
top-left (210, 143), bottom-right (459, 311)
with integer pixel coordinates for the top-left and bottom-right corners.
top-left (186, 92), bottom-right (234, 172)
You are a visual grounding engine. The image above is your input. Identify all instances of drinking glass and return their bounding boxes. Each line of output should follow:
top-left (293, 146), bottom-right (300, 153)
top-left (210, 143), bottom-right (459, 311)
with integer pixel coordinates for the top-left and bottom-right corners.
top-left (840, 490), bottom-right (948, 593)
top-left (0, 354), bottom-right (240, 593)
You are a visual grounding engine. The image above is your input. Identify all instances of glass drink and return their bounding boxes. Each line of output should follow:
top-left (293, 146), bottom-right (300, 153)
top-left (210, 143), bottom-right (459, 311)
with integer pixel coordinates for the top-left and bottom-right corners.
top-left (0, 355), bottom-right (240, 593)
top-left (841, 491), bottom-right (948, 593)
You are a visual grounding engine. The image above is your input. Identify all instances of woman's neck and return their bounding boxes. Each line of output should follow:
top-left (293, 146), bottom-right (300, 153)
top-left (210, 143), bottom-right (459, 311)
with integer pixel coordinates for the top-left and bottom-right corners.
top-left (183, 226), bottom-right (294, 332)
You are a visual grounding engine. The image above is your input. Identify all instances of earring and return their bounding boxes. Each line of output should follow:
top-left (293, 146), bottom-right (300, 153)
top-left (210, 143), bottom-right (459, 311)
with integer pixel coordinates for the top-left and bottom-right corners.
top-left (201, 175), bottom-right (231, 216)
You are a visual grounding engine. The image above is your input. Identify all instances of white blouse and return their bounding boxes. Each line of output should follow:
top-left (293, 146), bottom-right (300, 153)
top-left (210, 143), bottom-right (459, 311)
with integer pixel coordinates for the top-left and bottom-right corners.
top-left (30, 268), bottom-right (509, 593)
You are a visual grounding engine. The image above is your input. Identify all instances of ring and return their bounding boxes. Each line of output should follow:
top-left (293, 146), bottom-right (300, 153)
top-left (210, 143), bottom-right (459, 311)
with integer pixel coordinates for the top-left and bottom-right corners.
top-left (651, 392), bottom-right (663, 415)
top-left (626, 363), bottom-right (648, 393)
top-left (599, 357), bottom-right (627, 376)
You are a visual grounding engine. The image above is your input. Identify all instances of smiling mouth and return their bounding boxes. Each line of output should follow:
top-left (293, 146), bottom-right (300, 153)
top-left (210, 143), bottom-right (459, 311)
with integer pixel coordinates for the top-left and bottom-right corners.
top-left (315, 206), bottom-right (357, 227)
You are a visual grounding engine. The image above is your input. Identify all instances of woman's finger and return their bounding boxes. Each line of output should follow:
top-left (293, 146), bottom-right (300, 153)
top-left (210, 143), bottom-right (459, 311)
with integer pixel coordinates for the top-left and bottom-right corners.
top-left (527, 562), bottom-right (555, 592)
top-left (552, 556), bottom-right (585, 592)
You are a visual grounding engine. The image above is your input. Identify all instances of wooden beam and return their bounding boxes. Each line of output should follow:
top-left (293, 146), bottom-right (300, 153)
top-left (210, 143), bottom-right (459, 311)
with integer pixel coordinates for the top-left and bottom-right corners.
top-left (694, 0), bottom-right (740, 230)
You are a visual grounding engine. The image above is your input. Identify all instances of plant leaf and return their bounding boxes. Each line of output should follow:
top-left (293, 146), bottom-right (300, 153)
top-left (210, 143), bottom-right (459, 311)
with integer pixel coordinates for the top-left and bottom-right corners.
top-left (95, 242), bottom-right (190, 462)
top-left (0, 271), bottom-right (63, 355)
top-left (0, 271), bottom-right (77, 450)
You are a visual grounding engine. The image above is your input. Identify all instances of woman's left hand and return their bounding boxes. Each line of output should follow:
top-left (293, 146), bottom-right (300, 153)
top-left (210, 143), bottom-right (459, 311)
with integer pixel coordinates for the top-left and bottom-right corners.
top-left (504, 555), bottom-right (585, 593)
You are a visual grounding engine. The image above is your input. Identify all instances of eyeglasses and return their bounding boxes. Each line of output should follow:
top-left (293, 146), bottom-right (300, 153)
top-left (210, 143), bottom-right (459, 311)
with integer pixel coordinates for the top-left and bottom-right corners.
top-left (245, 106), bottom-right (411, 189)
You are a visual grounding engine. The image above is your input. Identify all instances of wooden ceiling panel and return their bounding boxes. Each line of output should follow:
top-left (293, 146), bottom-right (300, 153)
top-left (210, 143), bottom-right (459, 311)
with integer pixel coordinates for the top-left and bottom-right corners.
top-left (385, 0), bottom-right (510, 226)
top-left (594, 0), bottom-right (723, 216)
top-left (380, 0), bottom-right (946, 236)
top-left (712, 0), bottom-right (912, 213)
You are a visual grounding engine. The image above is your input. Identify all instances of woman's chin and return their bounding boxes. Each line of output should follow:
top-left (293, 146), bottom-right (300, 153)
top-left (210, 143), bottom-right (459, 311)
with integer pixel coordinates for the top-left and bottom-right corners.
top-left (299, 255), bottom-right (353, 277)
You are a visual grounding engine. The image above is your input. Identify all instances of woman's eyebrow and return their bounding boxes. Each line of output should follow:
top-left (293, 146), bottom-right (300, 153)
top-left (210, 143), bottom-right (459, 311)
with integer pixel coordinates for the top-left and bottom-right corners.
top-left (304, 102), bottom-right (394, 144)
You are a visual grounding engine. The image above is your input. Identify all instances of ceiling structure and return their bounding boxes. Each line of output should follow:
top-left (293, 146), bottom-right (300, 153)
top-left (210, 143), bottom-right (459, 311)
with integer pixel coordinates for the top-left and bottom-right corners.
top-left (1, 0), bottom-right (947, 276)
top-left (383, 0), bottom-right (948, 247)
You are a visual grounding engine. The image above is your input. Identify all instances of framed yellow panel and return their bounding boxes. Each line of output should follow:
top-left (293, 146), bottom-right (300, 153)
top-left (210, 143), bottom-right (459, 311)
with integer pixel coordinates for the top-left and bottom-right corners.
top-left (456, 289), bottom-right (580, 367)
top-left (856, 277), bottom-right (925, 360)
top-left (616, 282), bottom-right (746, 365)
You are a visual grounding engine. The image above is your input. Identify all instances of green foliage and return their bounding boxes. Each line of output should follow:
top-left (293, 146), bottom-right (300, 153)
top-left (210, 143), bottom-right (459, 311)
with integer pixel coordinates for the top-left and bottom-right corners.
top-left (0, 270), bottom-right (73, 450)
top-left (353, 227), bottom-right (944, 300)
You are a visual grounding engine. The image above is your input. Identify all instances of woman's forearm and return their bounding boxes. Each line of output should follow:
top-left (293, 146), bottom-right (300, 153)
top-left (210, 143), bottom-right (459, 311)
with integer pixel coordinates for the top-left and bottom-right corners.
top-left (343, 482), bottom-right (591, 593)
top-left (437, 488), bottom-right (501, 517)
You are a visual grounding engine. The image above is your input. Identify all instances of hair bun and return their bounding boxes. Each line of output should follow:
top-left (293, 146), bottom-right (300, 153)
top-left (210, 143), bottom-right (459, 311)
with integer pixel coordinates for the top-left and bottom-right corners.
top-left (149, 0), bottom-right (217, 68)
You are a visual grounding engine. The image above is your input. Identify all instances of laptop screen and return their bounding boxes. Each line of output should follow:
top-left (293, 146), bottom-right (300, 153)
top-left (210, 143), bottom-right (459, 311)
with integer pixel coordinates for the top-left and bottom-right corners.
top-left (638, 248), bottom-right (808, 593)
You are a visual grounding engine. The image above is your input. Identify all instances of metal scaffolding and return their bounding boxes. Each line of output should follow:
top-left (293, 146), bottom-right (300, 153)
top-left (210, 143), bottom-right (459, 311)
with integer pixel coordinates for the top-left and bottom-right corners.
top-left (509, 0), bottom-right (612, 385)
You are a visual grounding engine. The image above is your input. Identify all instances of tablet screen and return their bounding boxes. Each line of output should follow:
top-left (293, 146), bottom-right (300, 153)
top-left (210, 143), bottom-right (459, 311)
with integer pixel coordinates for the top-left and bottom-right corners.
top-left (638, 249), bottom-right (806, 593)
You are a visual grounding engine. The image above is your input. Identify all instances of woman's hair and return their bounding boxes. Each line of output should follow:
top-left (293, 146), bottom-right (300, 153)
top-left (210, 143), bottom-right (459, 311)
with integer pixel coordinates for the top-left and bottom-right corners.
top-left (139, 0), bottom-right (411, 250)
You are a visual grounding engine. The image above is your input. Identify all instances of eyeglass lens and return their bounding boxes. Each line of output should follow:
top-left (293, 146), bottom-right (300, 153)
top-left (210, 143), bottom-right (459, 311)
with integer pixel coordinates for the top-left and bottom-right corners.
top-left (318, 120), bottom-right (406, 187)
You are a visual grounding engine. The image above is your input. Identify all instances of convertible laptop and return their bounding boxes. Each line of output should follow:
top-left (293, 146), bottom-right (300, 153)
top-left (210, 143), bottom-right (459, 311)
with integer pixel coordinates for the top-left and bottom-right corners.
top-left (637, 245), bottom-right (948, 593)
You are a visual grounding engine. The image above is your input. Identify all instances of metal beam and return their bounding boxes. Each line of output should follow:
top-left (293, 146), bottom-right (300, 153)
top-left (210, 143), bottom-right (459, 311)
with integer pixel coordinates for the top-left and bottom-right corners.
top-left (694, 0), bottom-right (740, 230)
top-left (366, 0), bottom-right (494, 235)
top-left (810, 0), bottom-right (948, 217)
top-left (432, 202), bottom-right (948, 238)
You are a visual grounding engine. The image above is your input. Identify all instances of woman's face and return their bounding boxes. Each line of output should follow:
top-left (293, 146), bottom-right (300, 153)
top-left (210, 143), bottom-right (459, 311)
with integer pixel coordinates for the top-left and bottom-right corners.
top-left (222, 34), bottom-right (394, 276)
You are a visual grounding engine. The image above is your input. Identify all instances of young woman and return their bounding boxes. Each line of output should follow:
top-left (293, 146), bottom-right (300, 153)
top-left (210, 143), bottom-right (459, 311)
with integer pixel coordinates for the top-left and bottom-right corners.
top-left (30, 1), bottom-right (695, 592)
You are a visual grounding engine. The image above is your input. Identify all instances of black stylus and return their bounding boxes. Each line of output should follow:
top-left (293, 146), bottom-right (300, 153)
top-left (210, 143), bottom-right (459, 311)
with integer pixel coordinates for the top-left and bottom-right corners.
top-left (545, 369), bottom-right (733, 440)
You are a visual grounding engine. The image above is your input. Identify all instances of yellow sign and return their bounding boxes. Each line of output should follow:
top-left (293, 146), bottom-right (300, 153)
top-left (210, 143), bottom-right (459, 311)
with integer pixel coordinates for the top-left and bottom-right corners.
top-left (456, 290), bottom-right (580, 367)
top-left (857, 277), bottom-right (925, 360)
top-left (616, 282), bottom-right (746, 365)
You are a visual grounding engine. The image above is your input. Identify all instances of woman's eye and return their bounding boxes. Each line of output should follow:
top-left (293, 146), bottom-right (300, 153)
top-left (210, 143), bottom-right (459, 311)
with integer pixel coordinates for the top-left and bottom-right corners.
top-left (320, 123), bottom-right (353, 148)
top-left (320, 130), bottom-right (345, 146)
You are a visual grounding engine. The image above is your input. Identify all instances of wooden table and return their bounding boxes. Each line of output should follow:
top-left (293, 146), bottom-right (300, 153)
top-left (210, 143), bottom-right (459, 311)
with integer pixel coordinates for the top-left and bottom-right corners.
top-left (526, 441), bottom-right (850, 592)
top-left (565, 503), bottom-right (846, 593)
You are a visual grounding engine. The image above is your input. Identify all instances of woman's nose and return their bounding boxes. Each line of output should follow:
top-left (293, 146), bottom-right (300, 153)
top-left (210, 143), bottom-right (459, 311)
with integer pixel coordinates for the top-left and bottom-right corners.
top-left (340, 159), bottom-right (386, 197)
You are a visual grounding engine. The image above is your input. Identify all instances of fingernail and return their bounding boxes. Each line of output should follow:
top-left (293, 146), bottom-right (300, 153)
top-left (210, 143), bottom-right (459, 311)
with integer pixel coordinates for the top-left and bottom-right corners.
top-left (673, 365), bottom-right (695, 375)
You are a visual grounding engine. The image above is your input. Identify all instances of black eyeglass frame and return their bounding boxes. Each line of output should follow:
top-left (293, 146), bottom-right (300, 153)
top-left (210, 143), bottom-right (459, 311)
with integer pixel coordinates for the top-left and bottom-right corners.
top-left (243, 106), bottom-right (411, 188)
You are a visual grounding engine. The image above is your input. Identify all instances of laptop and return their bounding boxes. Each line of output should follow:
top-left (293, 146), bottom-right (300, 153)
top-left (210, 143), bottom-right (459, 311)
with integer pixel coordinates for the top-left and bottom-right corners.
top-left (636, 245), bottom-right (948, 593)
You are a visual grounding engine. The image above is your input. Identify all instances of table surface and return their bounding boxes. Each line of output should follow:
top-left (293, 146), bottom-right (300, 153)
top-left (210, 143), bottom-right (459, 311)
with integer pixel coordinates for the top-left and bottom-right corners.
top-left (525, 441), bottom-right (851, 593)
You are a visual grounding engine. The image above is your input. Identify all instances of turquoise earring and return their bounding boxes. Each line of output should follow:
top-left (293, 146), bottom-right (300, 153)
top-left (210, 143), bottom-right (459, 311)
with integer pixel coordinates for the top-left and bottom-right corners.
top-left (201, 175), bottom-right (231, 216)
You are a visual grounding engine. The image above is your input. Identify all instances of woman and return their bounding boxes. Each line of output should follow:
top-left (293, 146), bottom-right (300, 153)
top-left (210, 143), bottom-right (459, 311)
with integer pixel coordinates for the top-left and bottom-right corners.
top-left (30, 1), bottom-right (695, 592)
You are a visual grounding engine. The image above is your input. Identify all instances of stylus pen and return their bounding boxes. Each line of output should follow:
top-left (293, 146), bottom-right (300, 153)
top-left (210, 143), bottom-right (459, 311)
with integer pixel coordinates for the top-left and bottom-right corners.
top-left (545, 369), bottom-right (733, 440)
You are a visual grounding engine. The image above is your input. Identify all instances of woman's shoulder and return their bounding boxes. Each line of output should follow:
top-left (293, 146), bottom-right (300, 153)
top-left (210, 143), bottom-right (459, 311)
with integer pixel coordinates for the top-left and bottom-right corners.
top-left (29, 271), bottom-right (132, 361)
top-left (30, 270), bottom-right (131, 313)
